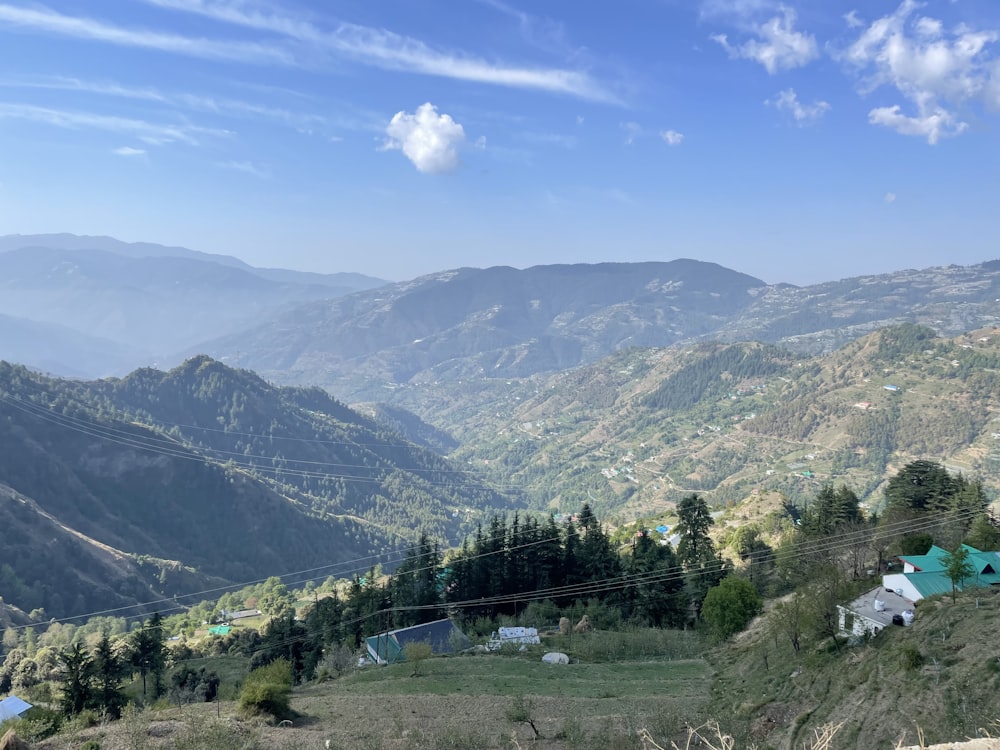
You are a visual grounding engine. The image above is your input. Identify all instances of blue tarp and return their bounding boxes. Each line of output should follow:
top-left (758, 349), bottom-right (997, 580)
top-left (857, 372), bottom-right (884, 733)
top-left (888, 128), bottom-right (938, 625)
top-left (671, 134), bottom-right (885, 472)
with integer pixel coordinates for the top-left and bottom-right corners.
top-left (655, 525), bottom-right (669, 533)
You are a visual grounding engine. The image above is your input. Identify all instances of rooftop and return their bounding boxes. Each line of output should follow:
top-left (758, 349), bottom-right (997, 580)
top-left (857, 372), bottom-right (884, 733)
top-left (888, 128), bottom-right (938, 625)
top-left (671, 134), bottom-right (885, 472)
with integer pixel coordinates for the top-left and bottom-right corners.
top-left (842, 586), bottom-right (915, 628)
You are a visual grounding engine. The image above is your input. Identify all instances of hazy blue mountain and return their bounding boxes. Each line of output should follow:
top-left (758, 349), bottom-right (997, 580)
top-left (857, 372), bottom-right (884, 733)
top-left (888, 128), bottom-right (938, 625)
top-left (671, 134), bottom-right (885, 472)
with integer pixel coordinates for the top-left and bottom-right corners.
top-left (198, 259), bottom-right (1000, 402)
top-left (0, 235), bottom-right (388, 377)
top-left (0, 233), bottom-right (387, 290)
top-left (198, 260), bottom-right (768, 399)
top-left (0, 313), bottom-right (148, 378)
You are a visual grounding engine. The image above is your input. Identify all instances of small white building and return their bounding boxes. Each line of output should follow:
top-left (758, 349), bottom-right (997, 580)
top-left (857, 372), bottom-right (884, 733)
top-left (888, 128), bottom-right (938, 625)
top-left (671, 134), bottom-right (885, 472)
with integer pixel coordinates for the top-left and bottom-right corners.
top-left (837, 586), bottom-right (915, 639)
top-left (487, 626), bottom-right (540, 650)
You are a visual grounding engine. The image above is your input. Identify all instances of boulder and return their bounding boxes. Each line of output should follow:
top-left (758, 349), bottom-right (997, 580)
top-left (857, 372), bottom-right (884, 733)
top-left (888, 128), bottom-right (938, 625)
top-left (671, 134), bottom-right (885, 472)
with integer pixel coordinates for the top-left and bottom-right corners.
top-left (542, 652), bottom-right (569, 665)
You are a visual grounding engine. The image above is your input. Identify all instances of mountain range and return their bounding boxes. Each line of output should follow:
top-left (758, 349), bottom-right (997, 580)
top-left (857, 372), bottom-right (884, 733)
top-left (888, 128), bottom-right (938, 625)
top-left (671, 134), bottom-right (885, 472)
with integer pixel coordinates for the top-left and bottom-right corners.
top-left (0, 356), bottom-right (510, 621)
top-left (3, 233), bottom-right (1000, 624)
top-left (0, 234), bottom-right (386, 377)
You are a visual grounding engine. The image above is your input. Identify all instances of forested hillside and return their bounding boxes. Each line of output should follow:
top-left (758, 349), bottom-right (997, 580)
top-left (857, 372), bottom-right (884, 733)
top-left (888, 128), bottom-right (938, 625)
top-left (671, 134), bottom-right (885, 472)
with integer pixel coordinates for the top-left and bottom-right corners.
top-left (0, 358), bottom-right (514, 620)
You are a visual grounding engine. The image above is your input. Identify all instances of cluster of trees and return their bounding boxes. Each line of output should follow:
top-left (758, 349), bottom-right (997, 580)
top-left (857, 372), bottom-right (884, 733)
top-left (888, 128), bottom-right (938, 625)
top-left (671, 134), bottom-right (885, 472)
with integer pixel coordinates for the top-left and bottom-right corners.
top-left (213, 498), bottom-right (739, 684)
top-left (1, 614), bottom-right (176, 719)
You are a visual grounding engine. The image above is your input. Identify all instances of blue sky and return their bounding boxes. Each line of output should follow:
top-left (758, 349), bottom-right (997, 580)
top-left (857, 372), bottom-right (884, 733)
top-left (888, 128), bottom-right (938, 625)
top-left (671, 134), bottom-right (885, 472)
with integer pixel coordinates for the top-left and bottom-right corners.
top-left (0, 0), bottom-right (998, 284)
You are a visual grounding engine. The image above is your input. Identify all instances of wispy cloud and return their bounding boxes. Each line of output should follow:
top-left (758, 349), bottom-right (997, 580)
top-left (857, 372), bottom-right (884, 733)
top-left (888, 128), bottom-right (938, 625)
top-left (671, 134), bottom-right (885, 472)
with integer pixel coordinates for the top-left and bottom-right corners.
top-left (0, 4), bottom-right (293, 65)
top-left (0, 101), bottom-right (229, 144)
top-left (217, 160), bottom-right (270, 178)
top-left (143, 0), bottom-right (618, 102)
top-left (768, 88), bottom-right (830, 124)
top-left (0, 75), bottom-right (348, 136)
top-left (114, 146), bottom-right (147, 156)
top-left (711, 6), bottom-right (818, 73)
top-left (660, 129), bottom-right (684, 145)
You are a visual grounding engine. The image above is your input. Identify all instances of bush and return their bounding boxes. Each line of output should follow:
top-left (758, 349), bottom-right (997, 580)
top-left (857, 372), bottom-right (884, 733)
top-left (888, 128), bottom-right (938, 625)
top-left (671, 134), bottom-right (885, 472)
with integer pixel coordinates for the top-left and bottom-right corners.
top-left (238, 659), bottom-right (293, 720)
top-left (1, 706), bottom-right (63, 742)
top-left (900, 644), bottom-right (924, 671)
top-left (402, 642), bottom-right (433, 676)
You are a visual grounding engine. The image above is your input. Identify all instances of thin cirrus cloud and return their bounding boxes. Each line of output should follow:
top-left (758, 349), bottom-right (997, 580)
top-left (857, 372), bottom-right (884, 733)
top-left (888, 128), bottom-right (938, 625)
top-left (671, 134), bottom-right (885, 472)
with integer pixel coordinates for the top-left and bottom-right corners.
top-left (0, 101), bottom-right (229, 145)
top-left (0, 3), bottom-right (294, 65)
top-left (140, 0), bottom-right (618, 103)
top-left (381, 102), bottom-right (466, 174)
top-left (113, 146), bottom-right (147, 156)
top-left (217, 160), bottom-right (270, 179)
top-left (836, 0), bottom-right (999, 144)
top-left (0, 75), bottom-right (356, 136)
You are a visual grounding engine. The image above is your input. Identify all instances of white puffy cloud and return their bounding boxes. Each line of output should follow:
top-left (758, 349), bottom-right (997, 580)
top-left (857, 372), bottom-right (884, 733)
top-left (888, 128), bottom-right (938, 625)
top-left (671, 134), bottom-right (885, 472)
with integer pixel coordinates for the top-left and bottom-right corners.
top-left (382, 103), bottom-right (466, 174)
top-left (712, 6), bottom-right (818, 73)
top-left (660, 129), bottom-right (684, 145)
top-left (838, 0), bottom-right (999, 143)
top-left (769, 88), bottom-right (830, 124)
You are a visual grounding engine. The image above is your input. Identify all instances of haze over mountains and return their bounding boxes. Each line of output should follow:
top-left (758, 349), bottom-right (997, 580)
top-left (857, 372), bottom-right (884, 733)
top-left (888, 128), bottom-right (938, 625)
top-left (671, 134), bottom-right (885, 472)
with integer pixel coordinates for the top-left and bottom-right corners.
top-left (2, 233), bottom-right (1000, 623)
top-left (0, 234), bottom-right (386, 377)
top-left (2, 235), bottom-right (999, 398)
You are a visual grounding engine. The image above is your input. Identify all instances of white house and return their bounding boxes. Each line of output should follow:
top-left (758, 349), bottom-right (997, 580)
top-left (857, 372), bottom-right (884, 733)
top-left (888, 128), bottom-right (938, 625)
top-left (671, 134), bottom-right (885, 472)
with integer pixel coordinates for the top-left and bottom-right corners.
top-left (837, 586), bottom-right (915, 639)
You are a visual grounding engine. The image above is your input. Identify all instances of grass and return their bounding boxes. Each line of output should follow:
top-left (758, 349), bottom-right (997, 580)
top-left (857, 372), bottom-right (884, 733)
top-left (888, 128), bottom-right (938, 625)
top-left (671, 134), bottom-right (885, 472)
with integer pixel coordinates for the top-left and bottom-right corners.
top-left (32, 630), bottom-right (713, 750)
top-left (705, 587), bottom-right (1000, 750)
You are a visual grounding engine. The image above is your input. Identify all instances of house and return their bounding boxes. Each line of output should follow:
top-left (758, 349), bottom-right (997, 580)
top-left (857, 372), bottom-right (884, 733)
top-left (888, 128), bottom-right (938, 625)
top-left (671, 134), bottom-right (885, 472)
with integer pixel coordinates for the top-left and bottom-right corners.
top-left (220, 608), bottom-right (262, 621)
top-left (837, 586), bottom-right (915, 638)
top-left (882, 544), bottom-right (1000, 602)
top-left (0, 695), bottom-right (32, 722)
top-left (487, 626), bottom-right (540, 650)
top-left (365, 618), bottom-right (471, 665)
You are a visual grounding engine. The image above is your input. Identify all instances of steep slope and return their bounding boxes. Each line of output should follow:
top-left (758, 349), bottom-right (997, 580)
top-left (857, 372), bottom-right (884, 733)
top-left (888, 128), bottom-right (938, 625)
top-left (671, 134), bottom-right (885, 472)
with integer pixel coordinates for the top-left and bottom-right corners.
top-left (0, 358), bottom-right (514, 619)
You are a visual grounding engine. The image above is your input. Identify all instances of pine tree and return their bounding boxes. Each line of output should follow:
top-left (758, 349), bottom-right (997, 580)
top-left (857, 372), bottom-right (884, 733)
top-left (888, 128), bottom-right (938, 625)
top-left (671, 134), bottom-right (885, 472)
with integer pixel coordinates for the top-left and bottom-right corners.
top-left (58, 642), bottom-right (94, 716)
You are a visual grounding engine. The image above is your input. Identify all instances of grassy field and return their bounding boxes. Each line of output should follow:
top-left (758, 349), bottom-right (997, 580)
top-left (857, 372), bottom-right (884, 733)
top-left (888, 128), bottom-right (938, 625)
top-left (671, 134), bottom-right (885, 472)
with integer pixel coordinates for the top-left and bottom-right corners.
top-left (32, 629), bottom-right (714, 750)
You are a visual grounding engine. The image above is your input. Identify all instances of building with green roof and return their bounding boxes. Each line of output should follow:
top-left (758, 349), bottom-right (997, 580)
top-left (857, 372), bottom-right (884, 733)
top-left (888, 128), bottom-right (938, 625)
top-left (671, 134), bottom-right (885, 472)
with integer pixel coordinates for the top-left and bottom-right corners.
top-left (883, 544), bottom-right (1000, 601)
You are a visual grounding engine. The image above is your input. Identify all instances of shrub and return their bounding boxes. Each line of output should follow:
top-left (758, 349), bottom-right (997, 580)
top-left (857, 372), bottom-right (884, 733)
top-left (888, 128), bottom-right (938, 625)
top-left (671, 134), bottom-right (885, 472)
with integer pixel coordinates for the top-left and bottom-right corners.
top-left (402, 642), bottom-right (433, 676)
top-left (900, 644), bottom-right (924, 671)
top-left (238, 659), bottom-right (293, 720)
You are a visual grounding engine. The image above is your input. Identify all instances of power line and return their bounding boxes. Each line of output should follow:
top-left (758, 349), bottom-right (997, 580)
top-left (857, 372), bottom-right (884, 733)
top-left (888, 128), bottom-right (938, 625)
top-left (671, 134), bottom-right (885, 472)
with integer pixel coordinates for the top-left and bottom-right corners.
top-left (7, 506), bottom-right (979, 642)
top-left (0, 390), bottom-right (523, 491)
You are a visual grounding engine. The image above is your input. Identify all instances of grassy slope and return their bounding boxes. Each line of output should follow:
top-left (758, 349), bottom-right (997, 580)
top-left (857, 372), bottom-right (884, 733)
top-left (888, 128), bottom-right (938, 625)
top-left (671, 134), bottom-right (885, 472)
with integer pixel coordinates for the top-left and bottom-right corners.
top-left (706, 587), bottom-right (1000, 750)
top-left (35, 630), bottom-right (712, 750)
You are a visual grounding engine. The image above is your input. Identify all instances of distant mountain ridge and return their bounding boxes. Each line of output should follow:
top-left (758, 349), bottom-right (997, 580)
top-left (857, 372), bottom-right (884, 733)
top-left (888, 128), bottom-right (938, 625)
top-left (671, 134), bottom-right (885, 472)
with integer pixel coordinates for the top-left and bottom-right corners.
top-left (0, 234), bottom-right (388, 377)
top-left (199, 258), bottom-right (1000, 402)
top-left (199, 260), bottom-right (770, 398)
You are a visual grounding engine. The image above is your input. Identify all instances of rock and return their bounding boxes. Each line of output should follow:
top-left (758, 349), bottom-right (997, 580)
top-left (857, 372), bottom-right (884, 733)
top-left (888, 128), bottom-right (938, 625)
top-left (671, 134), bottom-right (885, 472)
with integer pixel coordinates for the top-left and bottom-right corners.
top-left (542, 652), bottom-right (569, 665)
top-left (0, 729), bottom-right (31, 750)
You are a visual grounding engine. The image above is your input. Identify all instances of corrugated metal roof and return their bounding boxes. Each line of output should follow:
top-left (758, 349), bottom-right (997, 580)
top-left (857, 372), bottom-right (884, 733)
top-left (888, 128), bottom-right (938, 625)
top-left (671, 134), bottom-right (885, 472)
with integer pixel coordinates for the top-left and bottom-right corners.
top-left (0, 695), bottom-right (32, 722)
